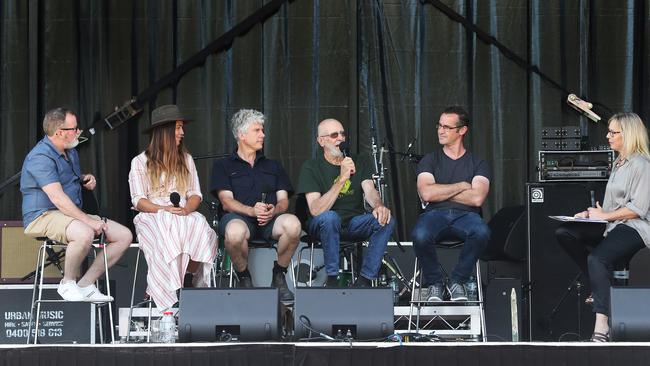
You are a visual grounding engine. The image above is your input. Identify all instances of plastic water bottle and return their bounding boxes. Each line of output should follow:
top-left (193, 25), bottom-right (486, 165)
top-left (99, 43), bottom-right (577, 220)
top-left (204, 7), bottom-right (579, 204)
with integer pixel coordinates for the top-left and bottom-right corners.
top-left (389, 276), bottom-right (400, 305)
top-left (159, 311), bottom-right (176, 343)
top-left (466, 276), bottom-right (478, 302)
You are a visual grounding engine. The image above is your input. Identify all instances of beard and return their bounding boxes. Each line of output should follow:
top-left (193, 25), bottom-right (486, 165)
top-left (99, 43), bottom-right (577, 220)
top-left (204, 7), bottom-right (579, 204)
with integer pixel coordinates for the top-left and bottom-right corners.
top-left (64, 138), bottom-right (80, 149)
top-left (325, 143), bottom-right (343, 158)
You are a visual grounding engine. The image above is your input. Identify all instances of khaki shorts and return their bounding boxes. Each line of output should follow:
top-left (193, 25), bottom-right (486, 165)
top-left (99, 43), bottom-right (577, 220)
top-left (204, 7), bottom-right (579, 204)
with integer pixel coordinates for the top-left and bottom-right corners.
top-left (24, 210), bottom-right (101, 244)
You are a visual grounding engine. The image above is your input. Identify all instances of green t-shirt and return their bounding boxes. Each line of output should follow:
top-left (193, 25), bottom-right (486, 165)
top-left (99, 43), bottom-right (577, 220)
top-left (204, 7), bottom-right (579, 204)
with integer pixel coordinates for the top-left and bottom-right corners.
top-left (296, 154), bottom-right (373, 224)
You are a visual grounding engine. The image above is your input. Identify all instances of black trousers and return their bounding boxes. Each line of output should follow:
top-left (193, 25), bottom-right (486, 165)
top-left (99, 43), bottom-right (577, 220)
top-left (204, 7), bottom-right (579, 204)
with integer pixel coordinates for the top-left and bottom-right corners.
top-left (555, 223), bottom-right (645, 315)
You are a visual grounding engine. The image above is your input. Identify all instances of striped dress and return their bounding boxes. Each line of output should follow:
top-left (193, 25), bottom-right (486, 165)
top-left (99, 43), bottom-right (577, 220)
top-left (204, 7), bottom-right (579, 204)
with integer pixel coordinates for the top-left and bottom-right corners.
top-left (128, 152), bottom-right (217, 311)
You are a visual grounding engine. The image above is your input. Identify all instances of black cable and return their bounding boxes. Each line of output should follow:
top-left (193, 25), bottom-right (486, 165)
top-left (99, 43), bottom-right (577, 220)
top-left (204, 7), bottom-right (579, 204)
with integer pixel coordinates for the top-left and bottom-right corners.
top-left (297, 315), bottom-right (335, 341)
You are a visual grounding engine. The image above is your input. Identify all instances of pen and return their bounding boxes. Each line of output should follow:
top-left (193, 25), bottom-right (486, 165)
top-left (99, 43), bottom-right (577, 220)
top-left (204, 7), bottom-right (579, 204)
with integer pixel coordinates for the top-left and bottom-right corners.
top-left (590, 190), bottom-right (596, 208)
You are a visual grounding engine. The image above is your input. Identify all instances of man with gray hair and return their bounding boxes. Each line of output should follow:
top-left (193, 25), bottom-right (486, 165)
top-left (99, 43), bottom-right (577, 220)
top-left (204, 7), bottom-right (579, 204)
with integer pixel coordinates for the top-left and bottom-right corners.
top-left (20, 107), bottom-right (132, 302)
top-left (210, 109), bottom-right (300, 302)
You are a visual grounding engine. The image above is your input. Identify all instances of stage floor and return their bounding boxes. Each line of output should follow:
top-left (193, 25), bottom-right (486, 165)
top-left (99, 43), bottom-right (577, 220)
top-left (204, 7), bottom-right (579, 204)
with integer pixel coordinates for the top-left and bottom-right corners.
top-left (2, 342), bottom-right (650, 366)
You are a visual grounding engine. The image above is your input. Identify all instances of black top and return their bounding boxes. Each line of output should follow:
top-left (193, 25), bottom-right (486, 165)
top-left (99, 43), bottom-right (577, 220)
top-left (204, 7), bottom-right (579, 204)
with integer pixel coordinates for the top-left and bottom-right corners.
top-left (210, 150), bottom-right (294, 209)
top-left (416, 148), bottom-right (490, 213)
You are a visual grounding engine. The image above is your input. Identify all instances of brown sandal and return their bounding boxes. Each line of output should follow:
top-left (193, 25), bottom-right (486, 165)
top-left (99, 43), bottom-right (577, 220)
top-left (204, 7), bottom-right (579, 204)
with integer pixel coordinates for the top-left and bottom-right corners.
top-left (590, 331), bottom-right (609, 342)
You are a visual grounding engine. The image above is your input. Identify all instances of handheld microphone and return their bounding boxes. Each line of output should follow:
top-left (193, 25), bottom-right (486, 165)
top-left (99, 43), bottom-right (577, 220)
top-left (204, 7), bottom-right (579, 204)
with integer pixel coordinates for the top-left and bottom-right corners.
top-left (260, 184), bottom-right (273, 204)
top-left (339, 141), bottom-right (350, 158)
top-left (567, 94), bottom-right (601, 122)
top-left (590, 190), bottom-right (596, 208)
top-left (170, 192), bottom-right (181, 207)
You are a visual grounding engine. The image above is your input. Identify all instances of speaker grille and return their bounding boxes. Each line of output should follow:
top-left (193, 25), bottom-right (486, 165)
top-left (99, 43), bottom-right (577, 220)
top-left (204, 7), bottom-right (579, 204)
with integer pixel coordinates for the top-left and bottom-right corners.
top-left (1, 221), bottom-right (63, 283)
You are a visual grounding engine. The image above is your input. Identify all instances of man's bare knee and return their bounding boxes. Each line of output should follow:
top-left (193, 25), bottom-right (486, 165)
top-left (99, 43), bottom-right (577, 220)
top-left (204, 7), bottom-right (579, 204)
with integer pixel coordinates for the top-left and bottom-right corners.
top-left (225, 221), bottom-right (248, 245)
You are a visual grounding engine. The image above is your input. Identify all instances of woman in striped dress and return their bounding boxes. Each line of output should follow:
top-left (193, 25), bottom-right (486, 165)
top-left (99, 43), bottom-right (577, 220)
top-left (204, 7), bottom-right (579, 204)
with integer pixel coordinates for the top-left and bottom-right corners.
top-left (128, 104), bottom-right (217, 311)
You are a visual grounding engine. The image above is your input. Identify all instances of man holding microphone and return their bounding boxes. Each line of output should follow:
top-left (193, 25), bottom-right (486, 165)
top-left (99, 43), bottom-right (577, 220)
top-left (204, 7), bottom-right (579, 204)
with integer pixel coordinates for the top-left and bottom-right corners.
top-left (297, 118), bottom-right (395, 287)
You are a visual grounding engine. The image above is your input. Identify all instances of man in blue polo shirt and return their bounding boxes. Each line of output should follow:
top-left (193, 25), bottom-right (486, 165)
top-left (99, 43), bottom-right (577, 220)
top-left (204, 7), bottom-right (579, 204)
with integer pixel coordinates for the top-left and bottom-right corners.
top-left (210, 109), bottom-right (301, 302)
top-left (20, 107), bottom-right (132, 302)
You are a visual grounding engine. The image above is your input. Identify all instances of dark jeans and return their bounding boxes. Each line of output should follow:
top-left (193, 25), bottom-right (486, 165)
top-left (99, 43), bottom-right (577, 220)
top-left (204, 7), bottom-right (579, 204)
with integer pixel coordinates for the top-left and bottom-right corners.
top-left (411, 209), bottom-right (490, 286)
top-left (307, 211), bottom-right (396, 280)
top-left (555, 223), bottom-right (645, 316)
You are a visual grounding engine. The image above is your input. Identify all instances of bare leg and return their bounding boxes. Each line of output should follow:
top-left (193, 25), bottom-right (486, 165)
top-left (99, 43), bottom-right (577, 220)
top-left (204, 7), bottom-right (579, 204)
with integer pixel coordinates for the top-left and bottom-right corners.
top-left (78, 219), bottom-right (132, 287)
top-left (272, 214), bottom-right (301, 267)
top-left (187, 260), bottom-right (200, 273)
top-left (224, 220), bottom-right (250, 272)
top-left (594, 313), bottom-right (609, 335)
top-left (63, 220), bottom-right (95, 282)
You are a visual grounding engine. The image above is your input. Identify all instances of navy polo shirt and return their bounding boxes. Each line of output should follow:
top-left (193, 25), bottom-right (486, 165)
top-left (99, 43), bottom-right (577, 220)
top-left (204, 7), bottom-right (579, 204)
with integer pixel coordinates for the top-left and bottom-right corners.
top-left (20, 136), bottom-right (83, 227)
top-left (210, 151), bottom-right (294, 211)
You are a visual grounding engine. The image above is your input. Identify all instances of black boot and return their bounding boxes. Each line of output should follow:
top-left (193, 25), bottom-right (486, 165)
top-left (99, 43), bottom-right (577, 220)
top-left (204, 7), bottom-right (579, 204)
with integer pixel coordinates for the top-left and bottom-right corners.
top-left (353, 275), bottom-right (371, 288)
top-left (272, 262), bottom-right (294, 303)
top-left (237, 269), bottom-right (253, 288)
top-left (324, 275), bottom-right (339, 287)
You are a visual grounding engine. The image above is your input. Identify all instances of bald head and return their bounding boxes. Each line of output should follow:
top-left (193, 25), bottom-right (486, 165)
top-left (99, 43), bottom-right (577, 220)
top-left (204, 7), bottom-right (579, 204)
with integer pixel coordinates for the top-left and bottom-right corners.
top-left (317, 118), bottom-right (344, 137)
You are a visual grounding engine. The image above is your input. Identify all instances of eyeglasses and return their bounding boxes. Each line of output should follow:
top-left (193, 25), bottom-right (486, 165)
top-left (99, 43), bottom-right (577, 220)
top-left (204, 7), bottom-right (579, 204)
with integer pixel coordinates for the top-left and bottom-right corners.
top-left (60, 126), bottom-right (80, 132)
top-left (607, 129), bottom-right (621, 136)
top-left (436, 124), bottom-right (464, 132)
top-left (320, 131), bottom-right (346, 139)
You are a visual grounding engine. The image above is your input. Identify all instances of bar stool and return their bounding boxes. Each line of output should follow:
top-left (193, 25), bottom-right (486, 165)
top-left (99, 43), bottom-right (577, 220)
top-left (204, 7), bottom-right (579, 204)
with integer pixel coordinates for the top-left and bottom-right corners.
top-left (124, 243), bottom-right (156, 342)
top-left (27, 234), bottom-right (115, 344)
top-left (228, 237), bottom-right (297, 289)
top-left (408, 235), bottom-right (487, 341)
top-left (294, 194), bottom-right (364, 287)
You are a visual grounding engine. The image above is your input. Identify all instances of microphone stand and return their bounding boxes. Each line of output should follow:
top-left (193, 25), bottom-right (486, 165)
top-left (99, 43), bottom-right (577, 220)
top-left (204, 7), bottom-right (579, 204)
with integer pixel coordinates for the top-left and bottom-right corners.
top-left (193, 152), bottom-right (231, 161)
top-left (21, 249), bottom-right (66, 282)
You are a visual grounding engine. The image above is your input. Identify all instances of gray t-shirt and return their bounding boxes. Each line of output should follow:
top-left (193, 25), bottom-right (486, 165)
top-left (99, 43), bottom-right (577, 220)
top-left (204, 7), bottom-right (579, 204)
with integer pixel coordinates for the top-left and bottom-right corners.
top-left (416, 148), bottom-right (490, 213)
top-left (603, 154), bottom-right (650, 247)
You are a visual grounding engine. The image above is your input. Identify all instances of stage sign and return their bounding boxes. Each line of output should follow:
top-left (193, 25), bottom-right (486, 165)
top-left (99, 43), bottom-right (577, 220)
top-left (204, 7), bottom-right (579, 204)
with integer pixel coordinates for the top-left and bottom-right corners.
top-left (0, 285), bottom-right (95, 344)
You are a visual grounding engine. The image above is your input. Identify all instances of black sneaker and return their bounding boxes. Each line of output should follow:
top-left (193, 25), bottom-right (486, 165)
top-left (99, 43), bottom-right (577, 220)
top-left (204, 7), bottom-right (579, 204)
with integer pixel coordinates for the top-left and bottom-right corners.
top-left (324, 276), bottom-right (339, 287)
top-left (238, 276), bottom-right (253, 288)
top-left (426, 284), bottom-right (445, 302)
top-left (272, 271), bottom-right (295, 302)
top-left (448, 282), bottom-right (468, 301)
top-left (352, 276), bottom-right (371, 288)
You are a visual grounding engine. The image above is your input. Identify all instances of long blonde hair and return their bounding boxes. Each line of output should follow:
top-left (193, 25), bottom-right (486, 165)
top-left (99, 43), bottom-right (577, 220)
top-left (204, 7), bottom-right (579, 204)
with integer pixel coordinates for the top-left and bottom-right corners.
top-left (609, 112), bottom-right (650, 159)
top-left (145, 122), bottom-right (190, 193)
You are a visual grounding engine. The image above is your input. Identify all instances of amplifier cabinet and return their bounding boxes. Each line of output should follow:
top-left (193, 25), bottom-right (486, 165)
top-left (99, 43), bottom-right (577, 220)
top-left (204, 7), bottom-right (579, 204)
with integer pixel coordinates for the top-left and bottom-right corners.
top-left (526, 182), bottom-right (606, 341)
top-left (1, 221), bottom-right (63, 284)
top-left (0, 284), bottom-right (95, 344)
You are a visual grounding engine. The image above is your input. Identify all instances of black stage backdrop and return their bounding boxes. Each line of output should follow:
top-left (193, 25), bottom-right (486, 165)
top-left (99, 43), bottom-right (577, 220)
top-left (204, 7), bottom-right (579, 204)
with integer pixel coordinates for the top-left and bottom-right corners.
top-left (1, 1), bottom-right (649, 238)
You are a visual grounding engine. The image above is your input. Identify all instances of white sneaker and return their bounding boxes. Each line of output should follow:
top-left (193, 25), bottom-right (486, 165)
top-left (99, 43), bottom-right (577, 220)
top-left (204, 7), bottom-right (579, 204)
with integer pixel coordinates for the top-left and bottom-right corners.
top-left (79, 284), bottom-right (113, 303)
top-left (57, 280), bottom-right (85, 301)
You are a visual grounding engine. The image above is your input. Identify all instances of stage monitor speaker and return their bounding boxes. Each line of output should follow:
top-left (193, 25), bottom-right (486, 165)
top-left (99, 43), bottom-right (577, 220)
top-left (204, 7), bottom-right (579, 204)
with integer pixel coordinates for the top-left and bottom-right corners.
top-left (485, 278), bottom-right (523, 341)
top-left (482, 205), bottom-right (526, 261)
top-left (178, 288), bottom-right (280, 342)
top-left (1, 221), bottom-right (63, 284)
top-left (610, 287), bottom-right (650, 341)
top-left (527, 182), bottom-right (606, 341)
top-left (293, 287), bottom-right (394, 341)
top-left (0, 284), bottom-right (94, 343)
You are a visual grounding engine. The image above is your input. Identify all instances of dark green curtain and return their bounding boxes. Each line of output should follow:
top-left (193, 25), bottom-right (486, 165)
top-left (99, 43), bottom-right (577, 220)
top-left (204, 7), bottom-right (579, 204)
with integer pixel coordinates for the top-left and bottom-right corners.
top-left (1, 0), bottom-right (648, 240)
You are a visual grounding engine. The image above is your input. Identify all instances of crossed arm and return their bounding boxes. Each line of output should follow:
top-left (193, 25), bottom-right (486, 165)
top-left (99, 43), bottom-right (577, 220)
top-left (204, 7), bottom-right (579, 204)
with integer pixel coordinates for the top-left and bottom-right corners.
top-left (417, 173), bottom-right (490, 208)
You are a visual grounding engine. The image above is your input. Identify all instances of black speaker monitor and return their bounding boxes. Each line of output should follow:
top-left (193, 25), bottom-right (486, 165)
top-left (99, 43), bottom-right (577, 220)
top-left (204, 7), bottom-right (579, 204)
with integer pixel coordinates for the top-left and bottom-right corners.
top-left (294, 288), bottom-right (394, 340)
top-left (527, 182), bottom-right (606, 341)
top-left (482, 205), bottom-right (526, 261)
top-left (610, 287), bottom-right (650, 341)
top-left (178, 288), bottom-right (280, 342)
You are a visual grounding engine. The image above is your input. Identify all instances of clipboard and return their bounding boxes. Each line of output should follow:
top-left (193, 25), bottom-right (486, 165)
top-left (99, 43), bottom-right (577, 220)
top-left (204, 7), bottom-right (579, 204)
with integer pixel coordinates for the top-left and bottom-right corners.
top-left (548, 215), bottom-right (607, 224)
